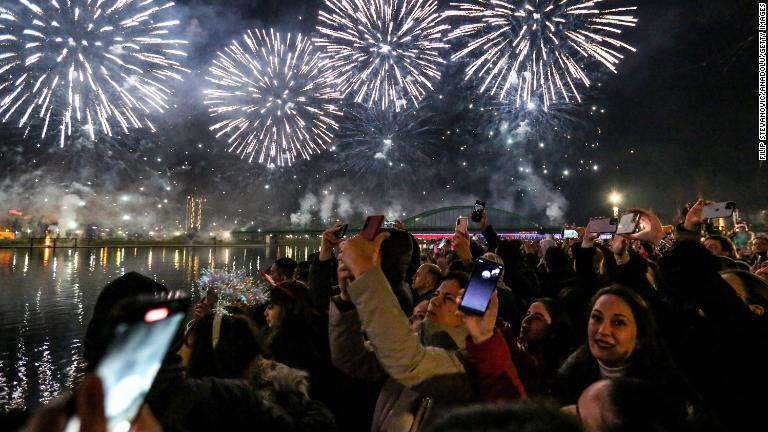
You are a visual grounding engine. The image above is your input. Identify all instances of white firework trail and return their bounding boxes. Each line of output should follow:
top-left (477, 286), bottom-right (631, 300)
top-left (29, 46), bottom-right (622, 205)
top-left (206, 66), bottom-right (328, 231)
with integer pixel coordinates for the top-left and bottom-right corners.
top-left (204, 29), bottom-right (342, 168)
top-left (314, 0), bottom-right (450, 112)
top-left (446, 0), bottom-right (637, 111)
top-left (0, 0), bottom-right (189, 147)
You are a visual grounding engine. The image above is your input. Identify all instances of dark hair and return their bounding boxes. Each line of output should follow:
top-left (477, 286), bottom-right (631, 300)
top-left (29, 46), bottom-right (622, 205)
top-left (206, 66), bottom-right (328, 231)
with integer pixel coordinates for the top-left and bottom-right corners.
top-left (427, 399), bottom-right (581, 432)
top-left (496, 240), bottom-right (523, 269)
top-left (267, 280), bottom-right (313, 326)
top-left (294, 260), bottom-right (311, 282)
top-left (657, 240), bottom-right (724, 306)
top-left (605, 378), bottom-right (694, 432)
top-left (704, 235), bottom-right (738, 258)
top-left (544, 247), bottom-right (570, 273)
top-left (528, 297), bottom-right (574, 352)
top-left (379, 228), bottom-right (416, 314)
top-left (720, 269), bottom-right (768, 309)
top-left (84, 272), bottom-right (169, 366)
top-left (185, 312), bottom-right (262, 379)
top-left (265, 281), bottom-right (322, 370)
top-left (556, 285), bottom-right (670, 404)
top-left (442, 271), bottom-right (470, 290)
top-left (379, 228), bottom-right (414, 287)
top-left (272, 257), bottom-right (298, 281)
top-left (588, 286), bottom-right (662, 361)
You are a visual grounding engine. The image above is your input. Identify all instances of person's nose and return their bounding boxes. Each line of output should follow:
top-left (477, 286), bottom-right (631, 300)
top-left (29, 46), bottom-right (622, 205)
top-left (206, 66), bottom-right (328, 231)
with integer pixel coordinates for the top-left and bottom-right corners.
top-left (597, 320), bottom-right (611, 336)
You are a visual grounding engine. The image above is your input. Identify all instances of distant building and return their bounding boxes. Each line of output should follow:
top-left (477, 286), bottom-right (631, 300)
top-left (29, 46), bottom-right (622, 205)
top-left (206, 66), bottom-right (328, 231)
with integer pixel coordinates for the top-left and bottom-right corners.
top-left (185, 195), bottom-right (205, 233)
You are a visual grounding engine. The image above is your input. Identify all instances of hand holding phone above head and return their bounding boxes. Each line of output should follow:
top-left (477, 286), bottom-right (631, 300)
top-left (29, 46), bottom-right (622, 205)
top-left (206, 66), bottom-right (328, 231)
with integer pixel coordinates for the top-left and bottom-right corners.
top-left (361, 215), bottom-right (385, 241)
top-left (451, 232), bottom-right (472, 261)
top-left (455, 216), bottom-right (470, 238)
top-left (458, 290), bottom-right (499, 344)
top-left (339, 231), bottom-right (391, 279)
top-left (683, 199), bottom-right (711, 231)
top-left (625, 208), bottom-right (665, 245)
top-left (471, 200), bottom-right (486, 223)
top-left (320, 222), bottom-right (346, 261)
top-left (458, 258), bottom-right (504, 318)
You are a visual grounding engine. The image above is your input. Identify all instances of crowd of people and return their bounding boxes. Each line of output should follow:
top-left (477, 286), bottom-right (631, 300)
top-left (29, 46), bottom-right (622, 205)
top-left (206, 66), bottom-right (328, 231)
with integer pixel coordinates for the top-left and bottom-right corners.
top-left (12, 199), bottom-right (768, 431)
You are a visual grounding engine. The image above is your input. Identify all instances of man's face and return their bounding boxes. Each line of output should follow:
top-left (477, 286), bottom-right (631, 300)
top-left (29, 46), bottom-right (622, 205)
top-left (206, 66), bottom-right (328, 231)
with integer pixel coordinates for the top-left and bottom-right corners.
top-left (270, 263), bottom-right (286, 284)
top-left (411, 264), bottom-right (434, 292)
top-left (752, 238), bottom-right (768, 254)
top-left (425, 279), bottom-right (463, 327)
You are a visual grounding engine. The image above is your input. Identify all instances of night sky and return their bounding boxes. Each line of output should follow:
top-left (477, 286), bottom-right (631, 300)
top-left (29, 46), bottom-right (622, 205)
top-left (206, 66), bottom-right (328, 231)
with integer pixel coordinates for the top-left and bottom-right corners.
top-left (0, 0), bottom-right (763, 232)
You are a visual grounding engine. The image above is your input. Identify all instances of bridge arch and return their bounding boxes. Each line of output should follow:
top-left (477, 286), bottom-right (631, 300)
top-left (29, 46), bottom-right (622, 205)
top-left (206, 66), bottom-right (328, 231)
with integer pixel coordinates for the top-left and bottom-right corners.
top-left (402, 206), bottom-right (542, 231)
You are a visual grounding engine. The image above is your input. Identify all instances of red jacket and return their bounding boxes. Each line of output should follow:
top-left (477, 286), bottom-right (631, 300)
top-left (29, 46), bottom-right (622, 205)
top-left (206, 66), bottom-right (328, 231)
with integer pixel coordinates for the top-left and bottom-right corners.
top-left (465, 329), bottom-right (527, 402)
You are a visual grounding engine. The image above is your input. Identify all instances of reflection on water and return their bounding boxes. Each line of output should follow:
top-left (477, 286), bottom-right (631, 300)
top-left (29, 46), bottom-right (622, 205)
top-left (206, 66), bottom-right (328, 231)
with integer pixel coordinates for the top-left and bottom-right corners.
top-left (0, 243), bottom-right (315, 412)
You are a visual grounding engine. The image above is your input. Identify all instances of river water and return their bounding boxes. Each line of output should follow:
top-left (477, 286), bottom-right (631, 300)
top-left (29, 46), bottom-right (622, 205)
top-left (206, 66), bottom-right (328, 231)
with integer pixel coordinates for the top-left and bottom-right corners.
top-left (0, 244), bottom-right (315, 412)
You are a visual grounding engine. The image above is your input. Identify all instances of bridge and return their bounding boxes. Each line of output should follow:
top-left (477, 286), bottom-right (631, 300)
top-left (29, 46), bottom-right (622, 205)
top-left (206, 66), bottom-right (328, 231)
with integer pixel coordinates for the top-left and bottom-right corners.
top-left (402, 206), bottom-right (542, 232)
top-left (232, 206), bottom-right (555, 241)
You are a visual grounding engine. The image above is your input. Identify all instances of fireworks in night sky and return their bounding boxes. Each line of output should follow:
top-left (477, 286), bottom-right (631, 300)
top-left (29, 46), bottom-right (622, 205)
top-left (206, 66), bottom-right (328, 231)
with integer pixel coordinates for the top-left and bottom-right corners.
top-left (0, 0), bottom-right (189, 147)
top-left (446, 0), bottom-right (637, 111)
top-left (204, 29), bottom-right (342, 168)
top-left (314, 0), bottom-right (450, 112)
top-left (330, 104), bottom-right (442, 190)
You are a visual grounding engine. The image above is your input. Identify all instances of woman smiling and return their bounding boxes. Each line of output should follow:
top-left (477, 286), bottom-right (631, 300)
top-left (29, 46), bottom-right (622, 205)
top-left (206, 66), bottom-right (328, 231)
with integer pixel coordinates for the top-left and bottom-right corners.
top-left (554, 285), bottom-right (674, 405)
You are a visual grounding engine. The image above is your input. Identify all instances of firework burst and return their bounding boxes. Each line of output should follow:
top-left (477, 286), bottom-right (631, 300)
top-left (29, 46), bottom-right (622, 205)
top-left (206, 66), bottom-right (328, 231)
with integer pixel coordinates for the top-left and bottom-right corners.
top-left (329, 105), bottom-right (442, 193)
top-left (314, 0), bottom-right (450, 112)
top-left (204, 29), bottom-right (342, 168)
top-left (446, 0), bottom-right (637, 110)
top-left (0, 0), bottom-right (188, 146)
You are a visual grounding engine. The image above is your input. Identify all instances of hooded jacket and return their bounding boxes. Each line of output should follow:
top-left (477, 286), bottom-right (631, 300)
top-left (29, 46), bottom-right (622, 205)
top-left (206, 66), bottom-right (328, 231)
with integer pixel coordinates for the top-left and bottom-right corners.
top-left (329, 266), bottom-right (474, 432)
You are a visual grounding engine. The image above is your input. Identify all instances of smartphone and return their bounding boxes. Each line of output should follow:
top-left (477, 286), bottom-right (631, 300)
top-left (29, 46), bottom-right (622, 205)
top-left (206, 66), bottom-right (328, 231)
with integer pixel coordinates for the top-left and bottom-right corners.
top-left (471, 200), bottom-right (486, 223)
top-left (333, 223), bottom-right (349, 239)
top-left (615, 212), bottom-right (641, 235)
top-left (701, 201), bottom-right (736, 219)
top-left (456, 216), bottom-right (469, 236)
top-left (563, 229), bottom-right (579, 239)
top-left (458, 258), bottom-right (504, 316)
top-left (361, 215), bottom-right (385, 241)
top-left (587, 217), bottom-right (618, 234)
top-left (65, 292), bottom-right (189, 432)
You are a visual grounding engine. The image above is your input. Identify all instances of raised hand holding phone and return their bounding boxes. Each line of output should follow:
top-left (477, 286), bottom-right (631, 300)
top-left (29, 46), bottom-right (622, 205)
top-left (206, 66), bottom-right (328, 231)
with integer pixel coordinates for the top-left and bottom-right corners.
top-left (339, 231), bottom-right (391, 279)
top-left (683, 199), bottom-right (710, 231)
top-left (626, 208), bottom-right (665, 245)
top-left (452, 232), bottom-right (472, 262)
top-left (456, 216), bottom-right (469, 238)
top-left (361, 215), bottom-right (385, 241)
top-left (458, 290), bottom-right (499, 344)
top-left (458, 258), bottom-right (504, 317)
top-left (319, 222), bottom-right (346, 261)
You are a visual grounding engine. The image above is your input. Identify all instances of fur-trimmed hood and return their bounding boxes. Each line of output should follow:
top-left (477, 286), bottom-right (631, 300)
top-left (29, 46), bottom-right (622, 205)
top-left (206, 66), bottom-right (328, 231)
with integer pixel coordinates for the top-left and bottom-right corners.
top-left (250, 358), bottom-right (311, 399)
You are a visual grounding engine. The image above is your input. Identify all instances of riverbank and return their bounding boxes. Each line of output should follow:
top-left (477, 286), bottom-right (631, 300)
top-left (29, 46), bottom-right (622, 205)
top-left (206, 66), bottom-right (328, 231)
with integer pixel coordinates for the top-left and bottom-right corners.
top-left (0, 240), bottom-right (277, 248)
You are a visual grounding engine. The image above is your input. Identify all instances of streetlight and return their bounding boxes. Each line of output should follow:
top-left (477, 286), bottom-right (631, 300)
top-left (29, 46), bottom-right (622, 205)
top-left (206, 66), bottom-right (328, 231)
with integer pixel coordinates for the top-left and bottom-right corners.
top-left (608, 191), bottom-right (623, 218)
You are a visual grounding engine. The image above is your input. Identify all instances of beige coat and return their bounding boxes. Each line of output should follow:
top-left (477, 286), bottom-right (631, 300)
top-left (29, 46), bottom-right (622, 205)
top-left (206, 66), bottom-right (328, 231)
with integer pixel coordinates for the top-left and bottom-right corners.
top-left (329, 266), bottom-right (474, 432)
